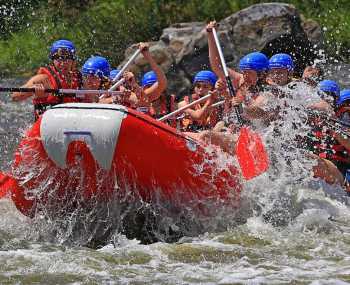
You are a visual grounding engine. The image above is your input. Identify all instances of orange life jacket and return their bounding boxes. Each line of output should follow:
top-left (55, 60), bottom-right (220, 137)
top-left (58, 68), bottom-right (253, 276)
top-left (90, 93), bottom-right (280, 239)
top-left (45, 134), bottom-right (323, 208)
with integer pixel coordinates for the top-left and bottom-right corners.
top-left (149, 93), bottom-right (177, 118)
top-left (135, 92), bottom-right (177, 128)
top-left (33, 65), bottom-right (82, 120)
top-left (149, 93), bottom-right (168, 118)
top-left (180, 94), bottom-right (219, 132)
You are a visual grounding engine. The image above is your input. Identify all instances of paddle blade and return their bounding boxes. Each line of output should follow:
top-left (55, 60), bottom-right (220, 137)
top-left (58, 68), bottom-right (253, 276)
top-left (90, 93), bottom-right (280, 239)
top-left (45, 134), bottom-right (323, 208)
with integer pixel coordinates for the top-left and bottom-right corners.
top-left (236, 127), bottom-right (269, 180)
top-left (0, 171), bottom-right (13, 198)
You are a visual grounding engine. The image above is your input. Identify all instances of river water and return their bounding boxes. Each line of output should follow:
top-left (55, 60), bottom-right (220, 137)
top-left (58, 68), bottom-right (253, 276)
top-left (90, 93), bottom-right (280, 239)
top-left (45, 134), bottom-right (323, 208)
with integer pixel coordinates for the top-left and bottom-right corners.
top-left (1, 70), bottom-right (350, 284)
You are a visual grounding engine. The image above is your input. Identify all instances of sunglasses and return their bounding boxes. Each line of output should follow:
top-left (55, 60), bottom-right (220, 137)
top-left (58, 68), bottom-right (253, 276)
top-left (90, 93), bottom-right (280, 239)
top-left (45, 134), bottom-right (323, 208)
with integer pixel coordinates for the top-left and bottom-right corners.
top-left (51, 48), bottom-right (76, 61)
top-left (52, 55), bottom-right (75, 61)
top-left (194, 82), bottom-right (212, 89)
top-left (82, 74), bottom-right (102, 80)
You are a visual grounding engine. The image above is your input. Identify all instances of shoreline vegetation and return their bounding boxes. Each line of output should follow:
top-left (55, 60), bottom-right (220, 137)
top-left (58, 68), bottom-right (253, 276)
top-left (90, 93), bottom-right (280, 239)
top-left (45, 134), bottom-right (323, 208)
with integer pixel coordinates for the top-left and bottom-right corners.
top-left (0, 0), bottom-right (349, 77)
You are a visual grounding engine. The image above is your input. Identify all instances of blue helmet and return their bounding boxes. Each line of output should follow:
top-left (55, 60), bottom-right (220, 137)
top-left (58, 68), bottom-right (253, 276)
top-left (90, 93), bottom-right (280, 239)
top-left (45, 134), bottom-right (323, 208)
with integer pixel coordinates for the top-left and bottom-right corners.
top-left (337, 89), bottom-right (350, 106)
top-left (193, 70), bottom-right (218, 87)
top-left (239, 52), bottom-right (269, 72)
top-left (142, 71), bottom-right (157, 87)
top-left (269, 53), bottom-right (294, 71)
top-left (81, 56), bottom-right (110, 78)
top-left (109, 69), bottom-right (121, 81)
top-left (318, 80), bottom-right (340, 97)
top-left (49, 39), bottom-right (76, 59)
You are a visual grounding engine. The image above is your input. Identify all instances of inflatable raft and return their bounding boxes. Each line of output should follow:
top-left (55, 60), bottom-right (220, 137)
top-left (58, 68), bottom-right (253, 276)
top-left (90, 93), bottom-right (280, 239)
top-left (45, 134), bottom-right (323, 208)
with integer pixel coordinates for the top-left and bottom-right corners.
top-left (8, 103), bottom-right (241, 217)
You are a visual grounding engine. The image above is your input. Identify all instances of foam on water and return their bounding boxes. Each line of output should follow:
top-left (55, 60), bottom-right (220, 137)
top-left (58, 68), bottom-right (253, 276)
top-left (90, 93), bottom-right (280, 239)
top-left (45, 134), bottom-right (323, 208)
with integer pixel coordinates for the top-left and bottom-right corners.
top-left (1, 78), bottom-right (350, 283)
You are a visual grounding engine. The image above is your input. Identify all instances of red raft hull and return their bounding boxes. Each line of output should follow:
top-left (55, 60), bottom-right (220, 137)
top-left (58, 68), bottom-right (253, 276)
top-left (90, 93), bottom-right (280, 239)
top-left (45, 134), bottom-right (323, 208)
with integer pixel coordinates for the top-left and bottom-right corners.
top-left (9, 103), bottom-right (241, 217)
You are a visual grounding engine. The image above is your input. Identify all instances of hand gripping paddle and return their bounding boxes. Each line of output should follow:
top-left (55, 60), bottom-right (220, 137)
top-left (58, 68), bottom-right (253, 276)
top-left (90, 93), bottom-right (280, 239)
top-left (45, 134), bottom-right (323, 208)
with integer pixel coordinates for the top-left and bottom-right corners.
top-left (212, 27), bottom-right (269, 179)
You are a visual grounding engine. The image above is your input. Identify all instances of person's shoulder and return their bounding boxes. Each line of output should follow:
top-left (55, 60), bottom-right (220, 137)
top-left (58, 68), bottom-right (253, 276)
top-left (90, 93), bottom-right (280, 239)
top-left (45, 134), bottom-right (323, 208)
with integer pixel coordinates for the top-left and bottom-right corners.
top-left (27, 73), bottom-right (49, 84)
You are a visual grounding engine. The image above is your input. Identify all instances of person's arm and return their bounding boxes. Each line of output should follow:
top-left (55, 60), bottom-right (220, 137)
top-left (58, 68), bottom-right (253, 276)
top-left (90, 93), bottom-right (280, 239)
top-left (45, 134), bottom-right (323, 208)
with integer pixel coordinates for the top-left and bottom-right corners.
top-left (206, 21), bottom-right (242, 88)
top-left (177, 99), bottom-right (208, 120)
top-left (215, 78), bottom-right (229, 99)
top-left (244, 105), bottom-right (272, 120)
top-left (123, 71), bottom-right (142, 96)
top-left (307, 100), bottom-right (333, 112)
top-left (207, 21), bottom-right (225, 79)
top-left (184, 92), bottom-right (218, 120)
top-left (197, 130), bottom-right (237, 156)
top-left (184, 101), bottom-right (211, 120)
top-left (139, 43), bottom-right (167, 102)
top-left (117, 87), bottom-right (139, 107)
top-left (99, 96), bottom-right (114, 104)
top-left (11, 74), bottom-right (52, 101)
top-left (242, 93), bottom-right (278, 121)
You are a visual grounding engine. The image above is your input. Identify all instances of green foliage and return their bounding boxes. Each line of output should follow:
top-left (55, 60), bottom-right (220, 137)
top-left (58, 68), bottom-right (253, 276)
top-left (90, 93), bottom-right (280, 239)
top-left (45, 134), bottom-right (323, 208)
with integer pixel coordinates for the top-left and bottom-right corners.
top-left (0, 30), bottom-right (47, 76)
top-left (0, 0), bottom-right (41, 39)
top-left (47, 0), bottom-right (96, 22)
top-left (1, 0), bottom-right (350, 77)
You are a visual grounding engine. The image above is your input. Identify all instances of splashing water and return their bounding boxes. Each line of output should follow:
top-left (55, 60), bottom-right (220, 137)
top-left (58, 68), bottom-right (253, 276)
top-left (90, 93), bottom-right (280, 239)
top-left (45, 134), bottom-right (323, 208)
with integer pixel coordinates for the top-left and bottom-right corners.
top-left (1, 77), bottom-right (350, 283)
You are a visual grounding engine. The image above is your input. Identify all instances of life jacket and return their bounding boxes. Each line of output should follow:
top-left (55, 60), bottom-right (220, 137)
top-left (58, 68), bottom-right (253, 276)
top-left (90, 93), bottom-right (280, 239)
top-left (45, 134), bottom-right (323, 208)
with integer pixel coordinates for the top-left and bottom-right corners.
top-left (316, 133), bottom-right (350, 164)
top-left (335, 106), bottom-right (350, 122)
top-left (306, 115), bottom-right (350, 164)
top-left (179, 94), bottom-right (219, 132)
top-left (149, 93), bottom-right (169, 118)
top-left (135, 91), bottom-right (176, 125)
top-left (33, 65), bottom-right (82, 120)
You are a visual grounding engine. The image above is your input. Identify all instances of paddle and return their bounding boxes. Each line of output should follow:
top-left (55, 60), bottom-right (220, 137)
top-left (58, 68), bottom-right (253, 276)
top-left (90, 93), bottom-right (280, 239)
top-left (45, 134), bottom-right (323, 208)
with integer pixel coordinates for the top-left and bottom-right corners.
top-left (109, 49), bottom-right (141, 91)
top-left (211, 100), bottom-right (224, 108)
top-left (212, 27), bottom-right (269, 180)
top-left (0, 87), bottom-right (123, 98)
top-left (0, 171), bottom-right (12, 199)
top-left (158, 94), bottom-right (212, 122)
top-left (99, 78), bottom-right (125, 99)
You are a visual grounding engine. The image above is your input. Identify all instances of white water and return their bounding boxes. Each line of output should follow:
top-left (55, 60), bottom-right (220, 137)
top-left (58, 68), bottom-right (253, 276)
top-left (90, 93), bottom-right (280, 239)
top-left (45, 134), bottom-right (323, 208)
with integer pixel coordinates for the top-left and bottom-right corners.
top-left (1, 77), bottom-right (350, 284)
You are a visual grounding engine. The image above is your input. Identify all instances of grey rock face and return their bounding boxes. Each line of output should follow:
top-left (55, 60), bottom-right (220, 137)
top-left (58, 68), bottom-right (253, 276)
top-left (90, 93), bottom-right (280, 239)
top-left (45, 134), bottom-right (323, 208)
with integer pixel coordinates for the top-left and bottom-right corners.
top-left (120, 3), bottom-right (323, 97)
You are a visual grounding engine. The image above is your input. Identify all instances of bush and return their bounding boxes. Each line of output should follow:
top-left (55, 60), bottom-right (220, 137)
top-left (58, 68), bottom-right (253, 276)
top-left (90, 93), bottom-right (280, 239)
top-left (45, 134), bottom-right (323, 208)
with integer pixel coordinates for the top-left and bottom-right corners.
top-left (0, 0), bottom-right (350, 77)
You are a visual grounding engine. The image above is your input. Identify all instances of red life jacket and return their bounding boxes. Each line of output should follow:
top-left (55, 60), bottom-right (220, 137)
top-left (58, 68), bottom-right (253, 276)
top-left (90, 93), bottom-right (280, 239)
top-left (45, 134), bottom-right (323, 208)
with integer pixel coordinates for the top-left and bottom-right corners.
top-left (335, 106), bottom-right (350, 119)
top-left (311, 127), bottom-right (350, 164)
top-left (135, 92), bottom-right (176, 128)
top-left (149, 93), bottom-right (168, 118)
top-left (33, 65), bottom-right (82, 120)
top-left (154, 93), bottom-right (177, 128)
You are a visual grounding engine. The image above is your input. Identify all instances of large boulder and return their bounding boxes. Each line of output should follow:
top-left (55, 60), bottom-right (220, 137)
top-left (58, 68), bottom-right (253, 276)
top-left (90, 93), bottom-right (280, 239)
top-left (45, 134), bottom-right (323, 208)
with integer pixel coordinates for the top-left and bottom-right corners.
top-left (120, 3), bottom-right (323, 97)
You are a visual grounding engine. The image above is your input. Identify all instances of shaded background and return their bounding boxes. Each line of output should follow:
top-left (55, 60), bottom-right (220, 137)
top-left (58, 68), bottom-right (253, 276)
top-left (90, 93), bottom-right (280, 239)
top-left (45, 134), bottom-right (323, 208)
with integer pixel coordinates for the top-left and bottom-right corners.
top-left (0, 0), bottom-right (349, 77)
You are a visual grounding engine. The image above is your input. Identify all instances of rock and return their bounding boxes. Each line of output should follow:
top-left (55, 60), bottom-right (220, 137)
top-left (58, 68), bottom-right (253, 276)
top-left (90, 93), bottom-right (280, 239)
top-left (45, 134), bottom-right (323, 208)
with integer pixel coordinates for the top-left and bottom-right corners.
top-left (301, 17), bottom-right (324, 48)
top-left (119, 3), bottom-right (323, 97)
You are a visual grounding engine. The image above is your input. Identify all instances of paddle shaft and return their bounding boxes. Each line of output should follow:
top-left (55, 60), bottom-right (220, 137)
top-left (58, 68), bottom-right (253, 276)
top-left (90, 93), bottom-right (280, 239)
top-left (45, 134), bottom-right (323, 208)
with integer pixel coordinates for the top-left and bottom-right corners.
top-left (158, 94), bottom-right (212, 121)
top-left (212, 28), bottom-right (243, 125)
top-left (211, 100), bottom-right (224, 108)
top-left (109, 49), bottom-right (141, 91)
top-left (100, 78), bottom-right (125, 99)
top-left (0, 87), bottom-right (123, 98)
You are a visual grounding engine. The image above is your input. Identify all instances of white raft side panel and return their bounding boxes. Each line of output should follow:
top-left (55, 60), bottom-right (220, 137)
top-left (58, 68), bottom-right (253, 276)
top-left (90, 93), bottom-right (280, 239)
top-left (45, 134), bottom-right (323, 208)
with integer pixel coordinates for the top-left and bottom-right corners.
top-left (40, 103), bottom-right (128, 170)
